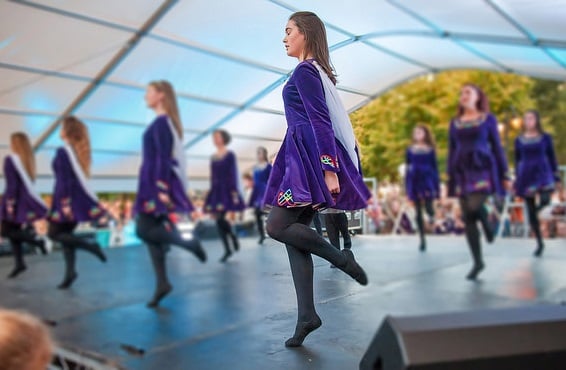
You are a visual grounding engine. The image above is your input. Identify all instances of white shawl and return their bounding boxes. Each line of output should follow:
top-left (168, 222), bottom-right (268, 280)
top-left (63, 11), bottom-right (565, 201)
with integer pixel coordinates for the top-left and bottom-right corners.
top-left (8, 153), bottom-right (47, 208)
top-left (312, 61), bottom-right (359, 171)
top-left (63, 145), bottom-right (99, 202)
top-left (166, 117), bottom-right (188, 191)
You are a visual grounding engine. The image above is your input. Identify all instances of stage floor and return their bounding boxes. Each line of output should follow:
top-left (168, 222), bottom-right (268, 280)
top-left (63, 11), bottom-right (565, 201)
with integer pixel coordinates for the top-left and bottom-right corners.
top-left (1, 234), bottom-right (565, 369)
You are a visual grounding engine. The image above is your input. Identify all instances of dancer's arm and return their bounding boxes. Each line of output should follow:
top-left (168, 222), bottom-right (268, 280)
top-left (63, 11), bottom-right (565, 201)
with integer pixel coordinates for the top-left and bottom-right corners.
top-left (153, 117), bottom-right (174, 206)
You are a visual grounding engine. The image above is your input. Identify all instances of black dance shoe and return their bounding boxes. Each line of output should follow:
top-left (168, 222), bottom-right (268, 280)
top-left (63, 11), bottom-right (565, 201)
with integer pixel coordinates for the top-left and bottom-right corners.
top-left (340, 249), bottom-right (368, 285)
top-left (57, 272), bottom-right (78, 289)
top-left (7, 265), bottom-right (27, 279)
top-left (219, 251), bottom-right (233, 263)
top-left (533, 243), bottom-right (544, 258)
top-left (285, 315), bottom-right (322, 347)
top-left (466, 262), bottom-right (485, 281)
top-left (147, 283), bottom-right (173, 308)
top-left (184, 240), bottom-right (207, 263)
top-left (36, 239), bottom-right (48, 255)
top-left (419, 242), bottom-right (426, 252)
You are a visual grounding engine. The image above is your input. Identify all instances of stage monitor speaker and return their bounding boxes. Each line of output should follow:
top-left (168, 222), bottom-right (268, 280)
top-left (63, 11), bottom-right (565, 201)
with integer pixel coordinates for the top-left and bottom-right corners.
top-left (360, 305), bottom-right (566, 370)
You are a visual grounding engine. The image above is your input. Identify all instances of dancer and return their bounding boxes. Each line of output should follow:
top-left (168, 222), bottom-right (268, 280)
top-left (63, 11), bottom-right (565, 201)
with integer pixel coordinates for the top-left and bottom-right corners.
top-left (447, 84), bottom-right (509, 280)
top-left (265, 11), bottom-right (371, 347)
top-left (405, 125), bottom-right (440, 252)
top-left (47, 116), bottom-right (107, 289)
top-left (248, 146), bottom-right (272, 244)
top-left (134, 80), bottom-right (207, 308)
top-left (204, 129), bottom-right (245, 263)
top-left (324, 210), bottom-right (351, 268)
top-left (514, 110), bottom-right (560, 257)
top-left (1, 133), bottom-right (47, 278)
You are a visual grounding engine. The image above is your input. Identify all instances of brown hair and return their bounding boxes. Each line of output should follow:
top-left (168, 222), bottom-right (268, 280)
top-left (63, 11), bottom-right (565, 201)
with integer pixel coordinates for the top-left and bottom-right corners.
top-left (257, 146), bottom-right (268, 162)
top-left (412, 124), bottom-right (436, 148)
top-left (62, 116), bottom-right (92, 177)
top-left (148, 80), bottom-right (183, 138)
top-left (214, 129), bottom-right (232, 145)
top-left (458, 83), bottom-right (490, 117)
top-left (0, 309), bottom-right (54, 370)
top-left (289, 11), bottom-right (337, 85)
top-left (524, 109), bottom-right (544, 133)
top-left (10, 132), bottom-right (36, 181)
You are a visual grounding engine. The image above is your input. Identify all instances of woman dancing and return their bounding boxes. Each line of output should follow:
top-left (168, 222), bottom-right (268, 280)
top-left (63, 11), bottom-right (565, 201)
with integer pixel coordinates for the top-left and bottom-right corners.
top-left (47, 116), bottom-right (107, 289)
top-left (514, 110), bottom-right (560, 257)
top-left (1, 133), bottom-right (47, 278)
top-left (134, 80), bottom-right (207, 308)
top-left (248, 146), bottom-right (272, 244)
top-left (447, 84), bottom-right (509, 280)
top-left (265, 11), bottom-right (370, 347)
top-left (405, 125), bottom-right (440, 252)
top-left (204, 129), bottom-right (245, 263)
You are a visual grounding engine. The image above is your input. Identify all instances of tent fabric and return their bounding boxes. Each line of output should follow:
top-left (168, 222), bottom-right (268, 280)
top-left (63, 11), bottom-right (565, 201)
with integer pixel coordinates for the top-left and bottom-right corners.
top-left (1, 0), bottom-right (565, 192)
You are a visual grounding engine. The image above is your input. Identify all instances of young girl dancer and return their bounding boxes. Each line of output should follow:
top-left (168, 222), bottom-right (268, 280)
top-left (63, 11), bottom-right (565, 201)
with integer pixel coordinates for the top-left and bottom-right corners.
top-left (1, 133), bottom-right (47, 278)
top-left (248, 146), bottom-right (272, 244)
top-left (48, 116), bottom-right (107, 289)
top-left (265, 11), bottom-right (370, 347)
top-left (405, 125), bottom-right (440, 252)
top-left (514, 110), bottom-right (560, 257)
top-left (204, 129), bottom-right (245, 263)
top-left (447, 84), bottom-right (509, 280)
top-left (134, 80), bottom-right (207, 308)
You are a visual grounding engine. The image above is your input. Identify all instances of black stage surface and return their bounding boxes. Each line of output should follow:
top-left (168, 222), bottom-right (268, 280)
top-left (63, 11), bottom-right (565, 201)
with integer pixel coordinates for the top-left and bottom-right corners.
top-left (1, 235), bottom-right (565, 369)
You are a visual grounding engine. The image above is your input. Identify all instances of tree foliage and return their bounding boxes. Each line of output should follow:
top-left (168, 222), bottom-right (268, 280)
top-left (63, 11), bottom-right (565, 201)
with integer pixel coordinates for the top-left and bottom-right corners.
top-left (349, 70), bottom-right (561, 182)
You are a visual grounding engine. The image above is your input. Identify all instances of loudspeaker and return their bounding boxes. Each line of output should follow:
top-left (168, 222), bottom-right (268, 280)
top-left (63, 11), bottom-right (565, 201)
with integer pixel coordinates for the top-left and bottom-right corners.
top-left (360, 305), bottom-right (566, 370)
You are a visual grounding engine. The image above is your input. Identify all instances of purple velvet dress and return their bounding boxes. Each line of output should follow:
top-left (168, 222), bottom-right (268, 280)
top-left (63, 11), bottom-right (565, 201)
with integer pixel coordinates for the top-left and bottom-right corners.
top-left (134, 115), bottom-right (194, 216)
top-left (249, 163), bottom-right (272, 208)
top-left (264, 60), bottom-right (370, 210)
top-left (49, 147), bottom-right (105, 223)
top-left (204, 151), bottom-right (245, 213)
top-left (405, 146), bottom-right (440, 201)
top-left (1, 155), bottom-right (47, 224)
top-left (447, 113), bottom-right (509, 197)
top-left (514, 133), bottom-right (559, 197)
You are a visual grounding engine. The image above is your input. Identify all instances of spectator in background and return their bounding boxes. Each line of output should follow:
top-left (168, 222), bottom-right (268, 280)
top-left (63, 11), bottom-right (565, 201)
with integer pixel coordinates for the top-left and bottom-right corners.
top-left (0, 309), bottom-right (54, 370)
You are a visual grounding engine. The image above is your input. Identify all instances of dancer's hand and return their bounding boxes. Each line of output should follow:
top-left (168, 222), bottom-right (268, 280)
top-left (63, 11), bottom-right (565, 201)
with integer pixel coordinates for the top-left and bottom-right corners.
top-left (62, 205), bottom-right (72, 218)
top-left (324, 171), bottom-right (340, 195)
top-left (503, 180), bottom-right (512, 192)
top-left (158, 192), bottom-right (171, 205)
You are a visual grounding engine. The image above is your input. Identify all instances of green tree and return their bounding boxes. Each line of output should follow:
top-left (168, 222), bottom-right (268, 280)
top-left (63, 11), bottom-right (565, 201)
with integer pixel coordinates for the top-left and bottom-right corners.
top-left (350, 70), bottom-right (535, 182)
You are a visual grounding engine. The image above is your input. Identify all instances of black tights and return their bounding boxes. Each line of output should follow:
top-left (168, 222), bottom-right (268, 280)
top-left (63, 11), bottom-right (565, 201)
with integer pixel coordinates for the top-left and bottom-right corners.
top-left (215, 211), bottom-right (239, 256)
top-left (2, 220), bottom-right (42, 276)
top-left (325, 213), bottom-right (351, 250)
top-left (525, 191), bottom-right (552, 250)
top-left (136, 213), bottom-right (205, 301)
top-left (459, 194), bottom-right (490, 268)
top-left (266, 207), bottom-right (347, 321)
top-left (414, 199), bottom-right (434, 250)
top-left (254, 208), bottom-right (266, 243)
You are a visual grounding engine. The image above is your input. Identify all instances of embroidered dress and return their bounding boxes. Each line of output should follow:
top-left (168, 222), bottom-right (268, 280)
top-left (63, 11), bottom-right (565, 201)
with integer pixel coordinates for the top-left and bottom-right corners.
top-left (447, 113), bottom-right (509, 197)
top-left (1, 155), bottom-right (47, 223)
top-left (49, 146), bottom-right (105, 223)
top-left (204, 151), bottom-right (245, 213)
top-left (514, 133), bottom-right (559, 197)
top-left (405, 146), bottom-right (440, 201)
top-left (264, 60), bottom-right (370, 210)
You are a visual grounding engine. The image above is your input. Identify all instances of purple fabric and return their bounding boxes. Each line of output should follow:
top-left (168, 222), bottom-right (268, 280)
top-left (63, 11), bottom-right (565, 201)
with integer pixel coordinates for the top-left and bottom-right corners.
top-left (405, 147), bottom-right (440, 201)
top-left (514, 133), bottom-right (559, 197)
top-left (0, 156), bottom-right (47, 224)
top-left (204, 151), bottom-right (245, 212)
top-left (263, 60), bottom-right (371, 210)
top-left (133, 115), bottom-right (194, 216)
top-left (49, 148), bottom-right (105, 223)
top-left (249, 163), bottom-right (272, 208)
top-left (447, 113), bottom-right (509, 197)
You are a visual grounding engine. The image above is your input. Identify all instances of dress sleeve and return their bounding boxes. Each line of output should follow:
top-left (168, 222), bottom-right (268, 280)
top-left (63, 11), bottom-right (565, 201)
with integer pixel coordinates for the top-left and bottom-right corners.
top-left (228, 152), bottom-right (239, 191)
top-left (153, 117), bottom-right (173, 195)
top-left (487, 114), bottom-right (510, 181)
top-left (294, 62), bottom-right (339, 172)
top-left (54, 148), bottom-right (74, 207)
top-left (545, 134), bottom-right (560, 182)
top-left (514, 138), bottom-right (521, 179)
top-left (431, 149), bottom-right (440, 195)
top-left (3, 158), bottom-right (19, 215)
top-left (447, 121), bottom-right (457, 195)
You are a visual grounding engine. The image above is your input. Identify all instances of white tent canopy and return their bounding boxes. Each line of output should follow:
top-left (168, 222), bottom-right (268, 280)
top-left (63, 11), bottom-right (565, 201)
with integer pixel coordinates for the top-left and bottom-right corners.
top-left (1, 0), bottom-right (565, 192)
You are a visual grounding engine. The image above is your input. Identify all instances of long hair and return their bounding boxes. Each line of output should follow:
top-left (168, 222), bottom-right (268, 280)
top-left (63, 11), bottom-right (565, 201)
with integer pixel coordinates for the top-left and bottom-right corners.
top-left (524, 109), bottom-right (543, 133)
top-left (457, 83), bottom-right (490, 117)
top-left (257, 146), bottom-right (268, 162)
top-left (10, 132), bottom-right (36, 181)
top-left (412, 124), bottom-right (436, 148)
top-left (149, 80), bottom-right (183, 138)
top-left (62, 116), bottom-right (92, 177)
top-left (289, 11), bottom-right (337, 85)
